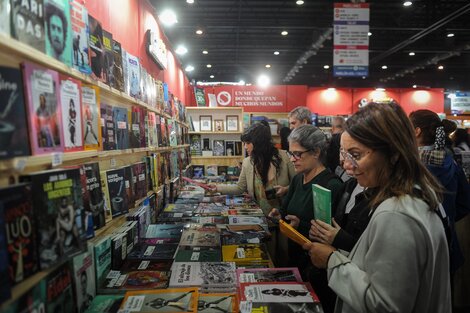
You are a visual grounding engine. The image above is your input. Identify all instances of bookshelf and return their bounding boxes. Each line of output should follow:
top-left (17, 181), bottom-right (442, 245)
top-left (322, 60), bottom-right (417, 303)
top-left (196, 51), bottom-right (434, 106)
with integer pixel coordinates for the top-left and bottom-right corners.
top-left (0, 32), bottom-right (189, 309)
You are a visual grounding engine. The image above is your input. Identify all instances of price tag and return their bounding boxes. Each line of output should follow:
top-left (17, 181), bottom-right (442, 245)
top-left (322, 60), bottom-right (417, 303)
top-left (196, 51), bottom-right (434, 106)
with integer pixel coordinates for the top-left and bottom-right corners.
top-left (239, 301), bottom-right (252, 313)
top-left (14, 158), bottom-right (27, 172)
top-left (190, 252), bottom-right (200, 261)
top-left (236, 247), bottom-right (246, 259)
top-left (138, 261), bottom-right (150, 270)
top-left (110, 158), bottom-right (117, 168)
top-left (51, 153), bottom-right (63, 167)
top-left (106, 270), bottom-right (121, 279)
top-left (123, 296), bottom-right (145, 312)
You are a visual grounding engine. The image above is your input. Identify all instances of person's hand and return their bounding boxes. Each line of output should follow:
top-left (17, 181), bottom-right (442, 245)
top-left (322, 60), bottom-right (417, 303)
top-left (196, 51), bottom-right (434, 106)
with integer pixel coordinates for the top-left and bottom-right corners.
top-left (206, 184), bottom-right (217, 193)
top-left (268, 208), bottom-right (281, 220)
top-left (303, 242), bottom-right (336, 269)
top-left (309, 218), bottom-right (341, 244)
top-left (273, 185), bottom-right (288, 197)
top-left (285, 215), bottom-right (300, 228)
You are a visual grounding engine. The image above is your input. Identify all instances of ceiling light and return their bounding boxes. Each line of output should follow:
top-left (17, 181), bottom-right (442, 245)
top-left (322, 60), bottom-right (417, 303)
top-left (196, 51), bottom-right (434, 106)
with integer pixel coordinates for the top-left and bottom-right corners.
top-left (368, 32), bottom-right (372, 36)
top-left (196, 29), bottom-right (203, 35)
top-left (376, 88), bottom-right (386, 91)
top-left (403, 1), bottom-right (412, 7)
top-left (323, 65), bottom-right (330, 69)
top-left (381, 65), bottom-right (388, 69)
top-left (185, 65), bottom-right (194, 72)
top-left (412, 85), bottom-right (417, 88)
top-left (210, 75), bottom-right (214, 78)
top-left (409, 52), bottom-right (415, 56)
top-left (265, 64), bottom-right (271, 68)
top-left (159, 9), bottom-right (178, 26)
top-left (447, 33), bottom-right (455, 38)
top-left (296, 0), bottom-right (304, 5)
top-left (239, 80), bottom-right (245, 85)
top-left (281, 30), bottom-right (288, 36)
top-left (257, 74), bottom-right (271, 88)
top-left (186, 0), bottom-right (194, 3)
top-left (175, 45), bottom-right (187, 55)
top-left (438, 65), bottom-right (444, 70)
top-left (206, 64), bottom-right (212, 68)
top-left (274, 51), bottom-right (280, 55)
top-left (202, 50), bottom-right (208, 54)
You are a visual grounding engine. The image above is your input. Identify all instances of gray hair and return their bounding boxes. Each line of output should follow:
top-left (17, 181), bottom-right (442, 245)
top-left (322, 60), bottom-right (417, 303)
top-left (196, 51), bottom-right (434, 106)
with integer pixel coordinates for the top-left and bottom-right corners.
top-left (288, 106), bottom-right (312, 124)
top-left (288, 124), bottom-right (328, 164)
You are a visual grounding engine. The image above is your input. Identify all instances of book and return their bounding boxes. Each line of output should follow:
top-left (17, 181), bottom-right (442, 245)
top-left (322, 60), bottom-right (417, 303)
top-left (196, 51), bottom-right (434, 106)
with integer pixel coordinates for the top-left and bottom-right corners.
top-left (101, 103), bottom-right (116, 150)
top-left (312, 184), bottom-right (332, 224)
top-left (126, 52), bottom-right (140, 98)
top-left (228, 216), bottom-right (267, 225)
top-left (189, 134), bottom-right (202, 156)
top-left (113, 106), bottom-right (129, 149)
top-left (112, 39), bottom-right (124, 91)
top-left (163, 83), bottom-right (171, 115)
top-left (102, 29), bottom-right (114, 86)
top-left (206, 164), bottom-right (218, 176)
top-left (213, 139), bottom-right (225, 156)
top-left (160, 116), bottom-right (168, 147)
top-left (60, 75), bottom-right (83, 152)
top-left (121, 288), bottom-right (198, 313)
top-left (44, 0), bottom-right (72, 66)
top-left (72, 250), bottom-right (96, 313)
top-left (0, 0), bottom-right (10, 35)
top-left (144, 223), bottom-right (184, 240)
top-left (239, 301), bottom-right (322, 313)
top-left (127, 243), bottom-right (178, 260)
top-left (1, 278), bottom-right (46, 313)
top-left (81, 84), bottom-right (101, 150)
top-left (198, 293), bottom-right (238, 313)
top-left (121, 270), bottom-right (170, 290)
top-left (0, 66), bottom-right (31, 159)
top-left (22, 62), bottom-right (64, 155)
top-left (0, 199), bottom-right (11, 304)
top-left (20, 168), bottom-right (86, 269)
top-left (88, 14), bottom-right (104, 81)
top-left (279, 219), bottom-right (311, 246)
top-left (84, 295), bottom-right (123, 313)
top-left (222, 244), bottom-right (270, 265)
top-left (1, 183), bottom-right (38, 285)
top-left (123, 165), bottom-right (135, 209)
top-left (70, 0), bottom-right (91, 74)
top-left (236, 268), bottom-right (302, 286)
top-left (90, 235), bottom-right (111, 287)
top-left (120, 259), bottom-right (173, 272)
top-left (239, 282), bottom-right (316, 303)
top-left (100, 170), bottom-right (113, 223)
top-left (169, 262), bottom-right (236, 288)
top-left (174, 246), bottom-right (222, 262)
top-left (110, 232), bottom-right (126, 270)
top-left (45, 261), bottom-right (75, 313)
top-left (11, 0), bottom-right (45, 52)
top-left (225, 141), bottom-right (235, 156)
top-left (179, 228), bottom-right (221, 247)
top-left (80, 162), bottom-right (106, 229)
top-left (105, 167), bottom-right (128, 217)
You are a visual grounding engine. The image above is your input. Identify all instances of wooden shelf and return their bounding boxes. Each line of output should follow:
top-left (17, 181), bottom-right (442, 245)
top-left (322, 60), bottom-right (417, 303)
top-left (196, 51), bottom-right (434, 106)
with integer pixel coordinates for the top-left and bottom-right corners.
top-left (189, 131), bottom-right (243, 135)
top-left (186, 106), bottom-right (243, 111)
top-left (191, 156), bottom-right (243, 159)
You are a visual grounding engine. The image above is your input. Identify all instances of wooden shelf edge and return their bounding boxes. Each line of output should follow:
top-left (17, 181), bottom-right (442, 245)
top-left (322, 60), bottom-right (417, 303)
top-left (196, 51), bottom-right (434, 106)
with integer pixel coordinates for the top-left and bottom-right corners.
top-left (191, 156), bottom-right (243, 159)
top-left (186, 106), bottom-right (244, 111)
top-left (189, 131), bottom-right (242, 135)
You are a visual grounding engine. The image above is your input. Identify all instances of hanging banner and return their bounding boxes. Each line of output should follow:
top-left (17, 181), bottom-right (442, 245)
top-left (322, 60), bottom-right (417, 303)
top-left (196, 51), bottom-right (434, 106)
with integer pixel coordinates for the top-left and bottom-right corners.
top-left (194, 87), bottom-right (206, 106)
top-left (210, 86), bottom-right (288, 112)
top-left (333, 3), bottom-right (369, 77)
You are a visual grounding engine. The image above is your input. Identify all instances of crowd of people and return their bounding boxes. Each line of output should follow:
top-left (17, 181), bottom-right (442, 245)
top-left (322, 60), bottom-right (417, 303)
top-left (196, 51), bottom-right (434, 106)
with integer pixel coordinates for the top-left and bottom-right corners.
top-left (217, 103), bottom-right (470, 313)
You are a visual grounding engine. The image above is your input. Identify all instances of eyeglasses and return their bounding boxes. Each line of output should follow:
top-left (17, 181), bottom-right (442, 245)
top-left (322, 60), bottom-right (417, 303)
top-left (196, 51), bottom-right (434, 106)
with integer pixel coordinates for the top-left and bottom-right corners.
top-left (286, 150), bottom-right (312, 160)
top-left (340, 149), bottom-right (370, 168)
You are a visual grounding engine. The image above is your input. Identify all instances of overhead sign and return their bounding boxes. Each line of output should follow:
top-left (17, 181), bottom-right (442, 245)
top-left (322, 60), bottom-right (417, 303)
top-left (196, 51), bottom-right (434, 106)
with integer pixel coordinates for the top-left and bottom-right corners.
top-left (333, 3), bottom-right (369, 77)
top-left (146, 29), bottom-right (167, 70)
top-left (450, 92), bottom-right (470, 114)
top-left (210, 86), bottom-right (288, 112)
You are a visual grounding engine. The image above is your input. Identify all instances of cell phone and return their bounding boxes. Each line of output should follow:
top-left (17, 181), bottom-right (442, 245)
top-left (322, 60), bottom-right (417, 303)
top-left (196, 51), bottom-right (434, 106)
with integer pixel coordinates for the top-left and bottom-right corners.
top-left (265, 188), bottom-right (277, 200)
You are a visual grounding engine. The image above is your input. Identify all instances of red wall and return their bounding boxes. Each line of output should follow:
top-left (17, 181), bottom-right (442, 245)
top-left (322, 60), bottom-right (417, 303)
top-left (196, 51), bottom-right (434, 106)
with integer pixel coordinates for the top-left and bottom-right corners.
top-left (85, 0), bottom-right (190, 104)
top-left (307, 88), bottom-right (353, 115)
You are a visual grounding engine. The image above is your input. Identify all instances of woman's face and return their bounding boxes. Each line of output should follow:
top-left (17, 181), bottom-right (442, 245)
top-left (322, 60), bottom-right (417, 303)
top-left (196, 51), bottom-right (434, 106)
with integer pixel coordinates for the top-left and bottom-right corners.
top-left (244, 142), bottom-right (253, 156)
top-left (288, 141), bottom-right (319, 174)
top-left (340, 132), bottom-right (386, 188)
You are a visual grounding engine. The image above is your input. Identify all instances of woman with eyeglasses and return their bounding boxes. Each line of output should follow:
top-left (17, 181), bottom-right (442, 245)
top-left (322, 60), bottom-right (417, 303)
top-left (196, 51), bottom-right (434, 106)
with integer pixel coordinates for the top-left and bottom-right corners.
top-left (268, 124), bottom-right (343, 313)
top-left (304, 102), bottom-right (451, 313)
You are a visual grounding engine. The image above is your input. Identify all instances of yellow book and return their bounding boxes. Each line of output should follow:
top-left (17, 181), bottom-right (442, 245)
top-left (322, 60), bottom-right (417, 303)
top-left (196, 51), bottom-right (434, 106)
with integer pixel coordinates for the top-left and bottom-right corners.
top-left (222, 244), bottom-right (270, 265)
top-left (279, 219), bottom-right (311, 246)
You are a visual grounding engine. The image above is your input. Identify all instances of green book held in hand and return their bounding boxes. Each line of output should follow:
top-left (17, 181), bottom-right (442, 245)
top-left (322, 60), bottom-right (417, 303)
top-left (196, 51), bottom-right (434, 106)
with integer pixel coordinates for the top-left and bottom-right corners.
top-left (312, 184), bottom-right (332, 225)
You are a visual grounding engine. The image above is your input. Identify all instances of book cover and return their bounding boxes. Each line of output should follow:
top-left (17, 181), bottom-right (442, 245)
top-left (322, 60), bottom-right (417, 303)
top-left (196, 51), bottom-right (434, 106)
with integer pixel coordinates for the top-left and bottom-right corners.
top-left (0, 66), bottom-right (31, 159)
top-left (239, 282), bottom-right (315, 303)
top-left (312, 184), bottom-right (332, 225)
top-left (132, 162), bottom-right (147, 201)
top-left (179, 229), bottom-right (221, 247)
top-left (121, 48), bottom-right (129, 94)
top-left (84, 295), bottom-right (123, 313)
top-left (121, 288), bottom-right (198, 313)
top-left (155, 80), bottom-right (164, 111)
top-left (236, 268), bottom-right (302, 286)
top-left (45, 262), bottom-right (75, 313)
top-left (228, 216), bottom-right (267, 225)
top-left (120, 259), bottom-right (173, 272)
top-left (160, 116), bottom-right (168, 147)
top-left (60, 75), bottom-right (83, 152)
top-left (147, 111), bottom-right (158, 148)
top-left (139, 65), bottom-right (147, 103)
top-left (81, 84), bottom-right (101, 150)
top-left (121, 270), bottom-right (170, 290)
top-left (20, 168), bottom-right (86, 270)
top-left (110, 232), bottom-right (126, 270)
top-left (70, 0), bottom-right (91, 74)
top-left (81, 162), bottom-right (105, 230)
top-left (198, 293), bottom-right (237, 313)
top-left (239, 301), bottom-right (322, 313)
top-left (168, 119), bottom-right (178, 147)
top-left (72, 250), bottom-right (96, 313)
top-left (1, 278), bottom-right (46, 313)
top-left (213, 139), bottom-right (225, 156)
top-left (174, 246), bottom-right (221, 262)
top-left (0, 200), bottom-right (11, 304)
top-left (123, 165), bottom-right (134, 210)
top-left (105, 167), bottom-right (128, 217)
top-left (88, 14), bottom-right (105, 81)
top-left (206, 164), bottom-right (218, 176)
top-left (102, 29), bottom-right (113, 86)
top-left (169, 262), bottom-right (236, 288)
top-left (225, 141), bottom-right (235, 156)
top-left (0, 0), bottom-right (10, 34)
top-left (129, 106), bottom-right (145, 149)
top-left (100, 170), bottom-right (113, 223)
top-left (1, 183), bottom-right (37, 285)
top-left (144, 224), bottom-right (184, 240)
top-left (91, 235), bottom-right (111, 287)
top-left (113, 106), bottom-right (129, 149)
top-left (127, 243), bottom-right (178, 261)
top-left (44, 0), bottom-right (72, 66)
top-left (163, 83), bottom-right (171, 115)
top-left (101, 103), bottom-right (116, 150)
top-left (112, 40), bottom-right (124, 91)
top-left (222, 244), bottom-right (270, 265)
top-left (126, 52), bottom-right (140, 98)
top-left (22, 62), bottom-right (64, 155)
top-left (189, 134), bottom-right (202, 156)
top-left (11, 0), bottom-right (45, 52)
top-left (279, 219), bottom-right (311, 246)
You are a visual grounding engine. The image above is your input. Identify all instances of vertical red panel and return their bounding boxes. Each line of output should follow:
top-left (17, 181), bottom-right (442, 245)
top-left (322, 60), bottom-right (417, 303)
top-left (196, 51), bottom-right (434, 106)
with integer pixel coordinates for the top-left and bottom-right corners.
top-left (306, 88), bottom-right (353, 115)
top-left (400, 88), bottom-right (444, 114)
top-left (286, 85), bottom-right (308, 112)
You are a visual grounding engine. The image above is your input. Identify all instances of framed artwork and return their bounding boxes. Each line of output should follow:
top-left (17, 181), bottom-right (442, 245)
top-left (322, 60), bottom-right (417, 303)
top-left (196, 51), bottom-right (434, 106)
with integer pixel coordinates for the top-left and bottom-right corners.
top-left (214, 119), bottom-right (224, 132)
top-left (226, 115), bottom-right (239, 131)
top-left (200, 115), bottom-right (212, 131)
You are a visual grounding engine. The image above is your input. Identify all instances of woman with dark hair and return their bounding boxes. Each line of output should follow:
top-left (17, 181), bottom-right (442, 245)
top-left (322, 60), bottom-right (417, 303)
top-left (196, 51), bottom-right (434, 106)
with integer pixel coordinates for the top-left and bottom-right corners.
top-left (409, 109), bottom-right (470, 273)
top-left (453, 128), bottom-right (470, 154)
top-left (212, 122), bottom-right (295, 213)
top-left (304, 102), bottom-right (451, 313)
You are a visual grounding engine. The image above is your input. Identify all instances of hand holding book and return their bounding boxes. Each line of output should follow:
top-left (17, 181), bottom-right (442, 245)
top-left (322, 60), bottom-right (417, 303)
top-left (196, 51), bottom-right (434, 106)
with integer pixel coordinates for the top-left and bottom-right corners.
top-left (309, 218), bottom-right (341, 245)
top-left (279, 220), bottom-right (311, 246)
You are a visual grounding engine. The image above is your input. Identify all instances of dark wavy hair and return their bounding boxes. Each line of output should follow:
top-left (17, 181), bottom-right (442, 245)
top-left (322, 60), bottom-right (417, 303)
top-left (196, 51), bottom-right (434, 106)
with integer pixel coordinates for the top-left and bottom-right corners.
top-left (346, 102), bottom-right (442, 209)
top-left (241, 123), bottom-right (281, 186)
top-left (409, 110), bottom-right (455, 146)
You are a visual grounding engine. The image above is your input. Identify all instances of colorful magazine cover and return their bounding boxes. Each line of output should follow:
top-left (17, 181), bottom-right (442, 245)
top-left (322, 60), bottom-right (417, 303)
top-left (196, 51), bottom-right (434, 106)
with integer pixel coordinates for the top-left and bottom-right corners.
top-left (80, 162), bottom-right (105, 229)
top-left (0, 66), bottom-right (30, 159)
top-left (126, 52), bottom-right (140, 98)
top-left (88, 14), bottom-right (104, 82)
top-left (113, 106), bottom-right (129, 149)
top-left (105, 167), bottom-right (128, 217)
top-left (11, 0), bottom-right (45, 52)
top-left (70, 0), bottom-right (91, 74)
top-left (239, 282), bottom-right (316, 303)
top-left (22, 62), bottom-right (64, 155)
top-left (121, 287), bottom-right (198, 313)
top-left (45, 262), bottom-right (75, 313)
top-left (72, 250), bottom-right (96, 313)
top-left (60, 75), bottom-right (83, 152)
top-left (239, 301), bottom-right (322, 313)
top-left (236, 268), bottom-right (302, 287)
top-left (169, 262), bottom-right (236, 288)
top-left (198, 293), bottom-right (238, 313)
top-left (81, 84), bottom-right (101, 150)
top-left (44, 0), bottom-right (72, 66)
top-left (102, 29), bottom-right (114, 86)
top-left (112, 40), bottom-right (124, 91)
